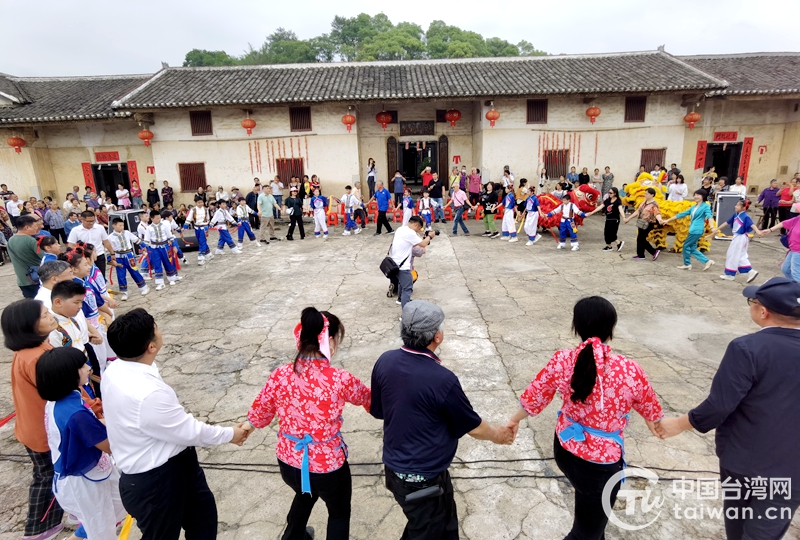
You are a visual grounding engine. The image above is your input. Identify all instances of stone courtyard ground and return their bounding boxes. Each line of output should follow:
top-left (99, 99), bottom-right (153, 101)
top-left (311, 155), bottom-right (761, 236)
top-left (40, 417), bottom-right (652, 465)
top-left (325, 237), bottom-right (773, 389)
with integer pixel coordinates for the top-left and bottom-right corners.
top-left (0, 214), bottom-right (797, 539)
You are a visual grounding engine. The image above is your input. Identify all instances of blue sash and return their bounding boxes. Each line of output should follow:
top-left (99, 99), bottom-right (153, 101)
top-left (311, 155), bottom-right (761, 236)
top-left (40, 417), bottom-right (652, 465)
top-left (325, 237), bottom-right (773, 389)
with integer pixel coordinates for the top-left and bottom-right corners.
top-left (557, 411), bottom-right (628, 480)
top-left (280, 431), bottom-right (347, 495)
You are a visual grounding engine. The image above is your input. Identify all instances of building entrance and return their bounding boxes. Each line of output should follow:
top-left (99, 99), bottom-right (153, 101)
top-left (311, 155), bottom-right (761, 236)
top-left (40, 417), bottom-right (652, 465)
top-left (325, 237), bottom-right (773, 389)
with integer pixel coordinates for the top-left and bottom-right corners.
top-left (398, 142), bottom-right (437, 186)
top-left (92, 163), bottom-right (131, 204)
top-left (704, 143), bottom-right (742, 184)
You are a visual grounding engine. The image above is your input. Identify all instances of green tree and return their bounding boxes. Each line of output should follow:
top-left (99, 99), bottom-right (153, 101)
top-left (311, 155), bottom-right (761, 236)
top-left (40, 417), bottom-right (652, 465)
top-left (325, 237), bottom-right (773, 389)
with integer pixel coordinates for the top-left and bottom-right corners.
top-left (330, 13), bottom-right (394, 61)
top-left (485, 37), bottom-right (519, 57)
top-left (517, 40), bottom-right (548, 56)
top-left (182, 49), bottom-right (238, 67)
top-left (358, 24), bottom-right (426, 61)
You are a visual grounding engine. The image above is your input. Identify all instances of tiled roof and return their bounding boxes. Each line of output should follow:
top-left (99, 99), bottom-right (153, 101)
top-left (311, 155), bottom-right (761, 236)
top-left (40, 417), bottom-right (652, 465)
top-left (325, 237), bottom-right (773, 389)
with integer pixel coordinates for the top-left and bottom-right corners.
top-left (0, 75), bottom-right (151, 125)
top-left (679, 53), bottom-right (800, 96)
top-left (112, 51), bottom-right (727, 109)
top-left (0, 74), bottom-right (29, 104)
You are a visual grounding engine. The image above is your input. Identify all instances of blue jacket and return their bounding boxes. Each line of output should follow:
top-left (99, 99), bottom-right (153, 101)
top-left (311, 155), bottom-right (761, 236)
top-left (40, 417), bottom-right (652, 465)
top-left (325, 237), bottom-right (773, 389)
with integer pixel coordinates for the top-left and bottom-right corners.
top-left (675, 202), bottom-right (712, 235)
top-left (375, 189), bottom-right (392, 211)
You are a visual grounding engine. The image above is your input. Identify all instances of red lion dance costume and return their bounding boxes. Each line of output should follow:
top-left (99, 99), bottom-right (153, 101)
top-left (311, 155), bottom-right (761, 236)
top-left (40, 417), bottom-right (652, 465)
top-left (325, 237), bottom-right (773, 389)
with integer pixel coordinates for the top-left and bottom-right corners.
top-left (538, 184), bottom-right (601, 230)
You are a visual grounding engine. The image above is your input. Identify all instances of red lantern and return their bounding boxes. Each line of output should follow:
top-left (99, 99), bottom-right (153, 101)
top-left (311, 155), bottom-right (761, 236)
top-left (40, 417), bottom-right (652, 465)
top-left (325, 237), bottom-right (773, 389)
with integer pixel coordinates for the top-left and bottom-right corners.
top-left (6, 136), bottom-right (25, 153)
top-left (138, 128), bottom-right (154, 147)
top-left (485, 108), bottom-right (501, 128)
top-left (444, 108), bottom-right (462, 128)
top-left (376, 111), bottom-right (393, 131)
top-left (585, 106), bottom-right (601, 124)
top-left (684, 111), bottom-right (701, 130)
top-left (241, 118), bottom-right (256, 136)
top-left (341, 113), bottom-right (356, 133)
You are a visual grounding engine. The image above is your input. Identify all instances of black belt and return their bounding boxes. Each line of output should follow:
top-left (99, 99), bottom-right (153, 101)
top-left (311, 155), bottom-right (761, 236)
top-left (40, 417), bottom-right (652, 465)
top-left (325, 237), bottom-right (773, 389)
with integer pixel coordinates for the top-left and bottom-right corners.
top-left (151, 241), bottom-right (170, 246)
top-left (116, 250), bottom-right (133, 255)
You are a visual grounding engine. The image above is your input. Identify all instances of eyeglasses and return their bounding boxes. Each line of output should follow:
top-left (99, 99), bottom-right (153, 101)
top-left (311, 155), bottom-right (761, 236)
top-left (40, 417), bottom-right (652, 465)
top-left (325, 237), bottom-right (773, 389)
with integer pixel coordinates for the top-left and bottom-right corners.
top-left (747, 298), bottom-right (760, 306)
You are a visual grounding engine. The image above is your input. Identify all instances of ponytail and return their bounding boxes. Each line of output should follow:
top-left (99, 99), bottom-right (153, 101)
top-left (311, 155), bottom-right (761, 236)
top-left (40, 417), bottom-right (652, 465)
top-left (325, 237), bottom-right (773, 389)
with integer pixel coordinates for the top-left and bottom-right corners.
top-left (293, 307), bottom-right (344, 372)
top-left (569, 296), bottom-right (617, 403)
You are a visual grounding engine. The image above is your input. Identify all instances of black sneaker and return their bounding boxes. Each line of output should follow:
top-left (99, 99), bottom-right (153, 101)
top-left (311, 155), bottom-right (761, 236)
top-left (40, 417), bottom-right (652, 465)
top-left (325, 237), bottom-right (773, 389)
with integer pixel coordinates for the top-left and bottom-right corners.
top-left (617, 241), bottom-right (625, 252)
top-left (286, 236), bottom-right (293, 241)
top-left (602, 246), bottom-right (613, 251)
top-left (374, 233), bottom-right (382, 236)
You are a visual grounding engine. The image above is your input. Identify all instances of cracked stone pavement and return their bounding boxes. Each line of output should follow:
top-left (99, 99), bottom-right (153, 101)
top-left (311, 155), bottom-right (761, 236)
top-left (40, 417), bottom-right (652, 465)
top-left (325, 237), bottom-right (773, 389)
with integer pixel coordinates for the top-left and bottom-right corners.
top-left (0, 216), bottom-right (798, 539)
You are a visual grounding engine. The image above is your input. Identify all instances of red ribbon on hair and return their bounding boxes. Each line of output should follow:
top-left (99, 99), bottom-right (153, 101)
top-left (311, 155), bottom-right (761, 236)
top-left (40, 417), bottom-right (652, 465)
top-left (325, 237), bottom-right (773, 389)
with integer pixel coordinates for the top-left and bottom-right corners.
top-left (293, 314), bottom-right (331, 360)
top-left (573, 337), bottom-right (611, 409)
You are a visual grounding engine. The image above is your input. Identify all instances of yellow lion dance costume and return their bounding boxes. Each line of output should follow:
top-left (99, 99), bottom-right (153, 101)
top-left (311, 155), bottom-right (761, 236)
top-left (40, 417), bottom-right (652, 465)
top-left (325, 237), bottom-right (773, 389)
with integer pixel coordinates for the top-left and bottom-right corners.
top-left (622, 173), bottom-right (715, 252)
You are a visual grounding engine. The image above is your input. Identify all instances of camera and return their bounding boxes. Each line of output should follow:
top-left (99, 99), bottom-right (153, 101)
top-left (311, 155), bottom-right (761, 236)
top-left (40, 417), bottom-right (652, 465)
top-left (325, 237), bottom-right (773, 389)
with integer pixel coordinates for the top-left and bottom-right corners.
top-left (427, 230), bottom-right (440, 239)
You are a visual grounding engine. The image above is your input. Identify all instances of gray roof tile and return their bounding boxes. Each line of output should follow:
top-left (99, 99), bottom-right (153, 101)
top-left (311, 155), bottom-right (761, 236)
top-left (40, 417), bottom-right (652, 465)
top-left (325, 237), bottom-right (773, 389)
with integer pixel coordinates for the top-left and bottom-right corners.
top-left (679, 53), bottom-right (800, 96)
top-left (113, 51), bottom-right (727, 109)
top-left (0, 75), bottom-right (150, 125)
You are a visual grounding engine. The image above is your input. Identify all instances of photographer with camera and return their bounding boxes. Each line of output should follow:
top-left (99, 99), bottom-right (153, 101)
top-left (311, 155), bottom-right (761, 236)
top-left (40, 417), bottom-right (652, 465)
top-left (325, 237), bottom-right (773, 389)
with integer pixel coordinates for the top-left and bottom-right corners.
top-left (390, 216), bottom-right (434, 310)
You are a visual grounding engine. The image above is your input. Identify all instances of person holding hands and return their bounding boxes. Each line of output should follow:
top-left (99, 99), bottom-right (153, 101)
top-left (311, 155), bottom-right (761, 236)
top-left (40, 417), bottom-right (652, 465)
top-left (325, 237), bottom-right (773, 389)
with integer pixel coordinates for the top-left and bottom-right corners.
top-left (507, 296), bottom-right (663, 540)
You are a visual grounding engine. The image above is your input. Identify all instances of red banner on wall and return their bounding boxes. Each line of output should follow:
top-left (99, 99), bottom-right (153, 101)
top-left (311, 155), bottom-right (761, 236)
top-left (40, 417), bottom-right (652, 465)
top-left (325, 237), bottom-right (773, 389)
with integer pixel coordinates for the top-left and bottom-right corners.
top-left (713, 131), bottom-right (739, 142)
top-left (81, 162), bottom-right (95, 192)
top-left (94, 151), bottom-right (120, 162)
top-left (127, 161), bottom-right (140, 189)
top-left (740, 138), bottom-right (754, 184)
top-left (695, 140), bottom-right (707, 170)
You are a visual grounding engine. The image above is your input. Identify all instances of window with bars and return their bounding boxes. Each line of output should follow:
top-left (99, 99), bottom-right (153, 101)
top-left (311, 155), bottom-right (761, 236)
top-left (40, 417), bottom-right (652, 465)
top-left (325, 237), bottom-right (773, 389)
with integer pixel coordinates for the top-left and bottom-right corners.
top-left (275, 158), bottom-right (305, 184)
top-left (178, 163), bottom-right (207, 192)
top-left (543, 149), bottom-right (570, 179)
top-left (625, 97), bottom-right (647, 122)
top-left (289, 107), bottom-right (312, 132)
top-left (640, 149), bottom-right (666, 173)
top-left (189, 111), bottom-right (213, 136)
top-left (526, 99), bottom-right (548, 124)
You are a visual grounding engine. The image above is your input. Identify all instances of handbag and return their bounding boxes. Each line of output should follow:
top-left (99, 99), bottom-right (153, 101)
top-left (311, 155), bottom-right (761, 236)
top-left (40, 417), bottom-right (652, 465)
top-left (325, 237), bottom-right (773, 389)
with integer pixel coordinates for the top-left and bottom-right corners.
top-left (379, 243), bottom-right (408, 278)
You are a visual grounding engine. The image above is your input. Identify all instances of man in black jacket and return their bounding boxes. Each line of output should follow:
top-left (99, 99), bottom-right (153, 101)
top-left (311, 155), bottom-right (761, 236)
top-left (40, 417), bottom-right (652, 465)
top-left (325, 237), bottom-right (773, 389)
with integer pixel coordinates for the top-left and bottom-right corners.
top-left (658, 277), bottom-right (800, 540)
top-left (245, 183), bottom-right (261, 230)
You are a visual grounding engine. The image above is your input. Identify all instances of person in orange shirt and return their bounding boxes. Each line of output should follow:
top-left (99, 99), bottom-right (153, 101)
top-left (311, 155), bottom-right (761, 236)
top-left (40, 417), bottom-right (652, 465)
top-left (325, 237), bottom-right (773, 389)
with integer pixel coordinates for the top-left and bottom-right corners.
top-left (2, 299), bottom-right (65, 540)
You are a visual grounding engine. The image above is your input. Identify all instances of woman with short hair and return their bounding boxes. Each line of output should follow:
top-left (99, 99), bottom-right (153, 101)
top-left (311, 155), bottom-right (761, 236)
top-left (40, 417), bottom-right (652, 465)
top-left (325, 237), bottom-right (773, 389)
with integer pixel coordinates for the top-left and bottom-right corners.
top-left (507, 296), bottom-right (663, 540)
top-left (243, 307), bottom-right (371, 540)
top-left (665, 190), bottom-right (715, 271)
top-left (2, 299), bottom-right (65, 539)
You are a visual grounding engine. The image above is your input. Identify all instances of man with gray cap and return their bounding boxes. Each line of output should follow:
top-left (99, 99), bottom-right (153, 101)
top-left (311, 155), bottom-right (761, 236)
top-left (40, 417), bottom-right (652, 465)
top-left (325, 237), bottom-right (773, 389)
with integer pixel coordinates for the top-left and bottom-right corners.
top-left (370, 300), bottom-right (514, 539)
top-left (657, 277), bottom-right (800, 539)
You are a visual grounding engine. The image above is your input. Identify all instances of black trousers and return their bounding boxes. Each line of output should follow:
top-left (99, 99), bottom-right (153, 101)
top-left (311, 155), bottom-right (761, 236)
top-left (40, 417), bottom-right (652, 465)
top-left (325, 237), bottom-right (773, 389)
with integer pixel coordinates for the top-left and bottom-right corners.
top-left (24, 447), bottom-right (64, 535)
top-left (603, 219), bottom-right (620, 245)
top-left (20, 283), bottom-right (39, 299)
top-left (395, 192), bottom-right (403, 207)
top-left (354, 208), bottom-right (367, 227)
top-left (377, 211), bottom-right (393, 234)
top-left (249, 212), bottom-right (260, 230)
top-left (278, 460), bottom-right (352, 540)
top-left (119, 447), bottom-right (218, 540)
top-left (385, 467), bottom-right (458, 540)
top-left (553, 433), bottom-right (623, 540)
top-left (761, 206), bottom-right (778, 230)
top-left (287, 215), bottom-right (305, 239)
top-left (368, 177), bottom-right (376, 199)
top-left (636, 224), bottom-right (657, 258)
top-left (720, 467), bottom-right (800, 540)
top-left (50, 227), bottom-right (67, 243)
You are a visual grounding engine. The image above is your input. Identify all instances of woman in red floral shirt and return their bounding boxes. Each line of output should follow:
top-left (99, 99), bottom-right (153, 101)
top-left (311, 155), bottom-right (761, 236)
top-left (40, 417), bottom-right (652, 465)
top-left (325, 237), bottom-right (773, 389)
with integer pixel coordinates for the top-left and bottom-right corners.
top-left (243, 307), bottom-right (370, 540)
top-left (507, 296), bottom-right (663, 540)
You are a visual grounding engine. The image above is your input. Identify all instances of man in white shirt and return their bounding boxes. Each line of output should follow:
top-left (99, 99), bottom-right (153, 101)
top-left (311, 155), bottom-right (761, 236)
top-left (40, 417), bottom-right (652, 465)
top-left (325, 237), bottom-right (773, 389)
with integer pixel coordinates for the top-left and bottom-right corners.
top-left (270, 175), bottom-right (284, 218)
top-left (390, 216), bottom-right (433, 309)
top-left (104, 308), bottom-right (249, 540)
top-left (67, 210), bottom-right (115, 278)
top-left (6, 193), bottom-right (22, 227)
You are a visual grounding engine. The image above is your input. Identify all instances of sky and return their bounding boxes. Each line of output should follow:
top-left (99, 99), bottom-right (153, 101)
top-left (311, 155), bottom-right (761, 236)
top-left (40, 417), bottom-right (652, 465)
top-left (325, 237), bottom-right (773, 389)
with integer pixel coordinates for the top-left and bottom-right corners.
top-left (3, 0), bottom-right (798, 77)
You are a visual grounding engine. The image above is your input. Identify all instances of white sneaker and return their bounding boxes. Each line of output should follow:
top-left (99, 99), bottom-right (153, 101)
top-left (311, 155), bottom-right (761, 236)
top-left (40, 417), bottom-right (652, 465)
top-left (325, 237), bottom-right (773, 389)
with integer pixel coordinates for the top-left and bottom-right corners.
top-left (170, 280), bottom-right (178, 286)
top-left (525, 240), bottom-right (534, 246)
top-left (232, 247), bottom-right (242, 254)
top-left (214, 248), bottom-right (224, 255)
top-left (198, 256), bottom-right (205, 265)
top-left (533, 234), bottom-right (542, 244)
top-left (206, 253), bottom-right (214, 261)
top-left (571, 244), bottom-right (580, 251)
top-left (323, 234), bottom-right (329, 240)
top-left (500, 236), bottom-right (509, 241)
top-left (557, 243), bottom-right (564, 250)
top-left (746, 270), bottom-right (759, 283)
top-left (181, 257), bottom-right (187, 263)
top-left (174, 275), bottom-right (183, 281)
top-left (343, 231), bottom-right (351, 236)
top-left (719, 274), bottom-right (735, 281)
top-left (253, 241), bottom-right (262, 247)
top-left (140, 285), bottom-right (149, 296)
top-left (120, 293), bottom-right (128, 301)
top-left (237, 243), bottom-right (243, 249)
top-left (508, 237), bottom-right (519, 243)
top-left (704, 260), bottom-right (715, 271)
top-left (155, 284), bottom-right (165, 291)
top-left (677, 265), bottom-right (692, 270)
top-left (354, 228), bottom-right (362, 235)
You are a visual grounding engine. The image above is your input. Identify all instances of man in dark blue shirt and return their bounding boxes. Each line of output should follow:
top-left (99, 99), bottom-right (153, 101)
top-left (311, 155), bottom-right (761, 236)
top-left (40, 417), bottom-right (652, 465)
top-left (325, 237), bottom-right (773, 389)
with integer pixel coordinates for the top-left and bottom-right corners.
top-left (658, 277), bottom-right (800, 540)
top-left (369, 181), bottom-right (393, 236)
top-left (371, 300), bottom-right (513, 539)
